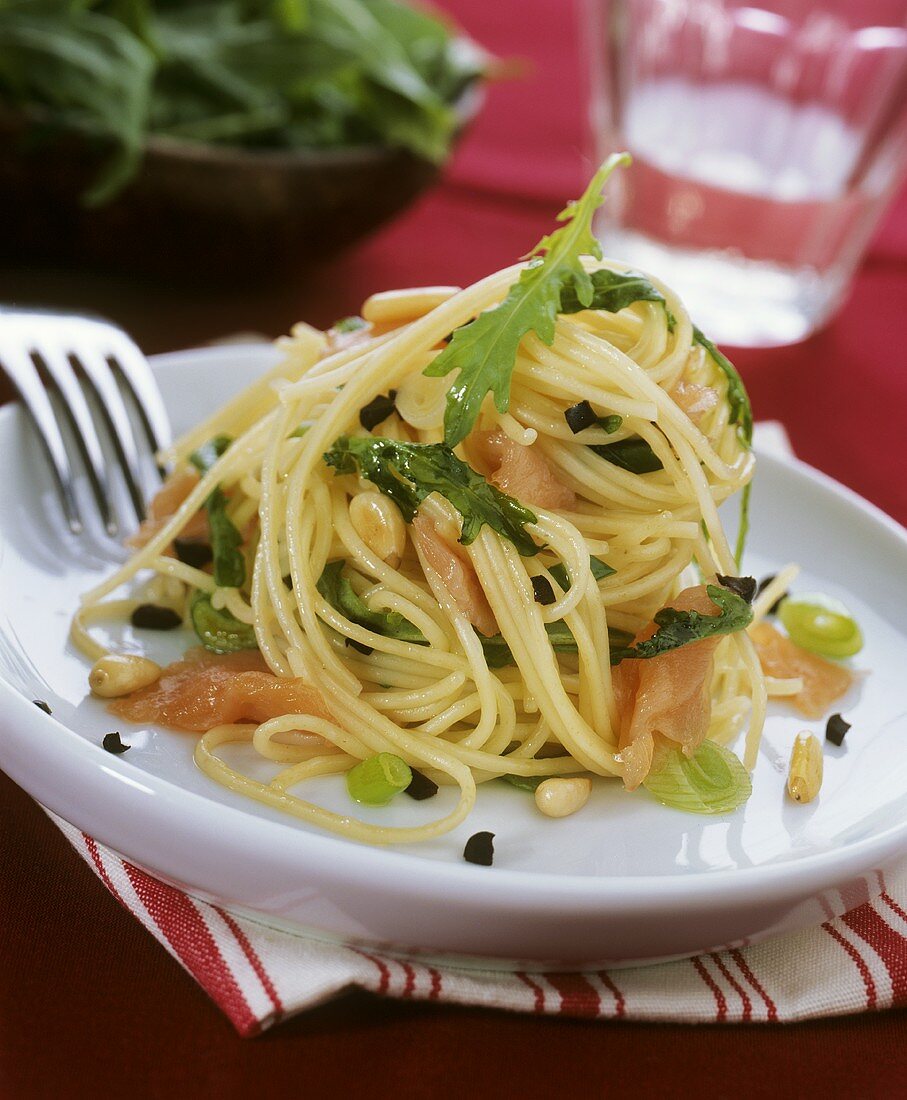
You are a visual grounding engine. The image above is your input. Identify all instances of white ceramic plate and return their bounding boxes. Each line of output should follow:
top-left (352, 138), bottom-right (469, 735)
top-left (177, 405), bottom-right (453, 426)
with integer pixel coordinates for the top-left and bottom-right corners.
top-left (2, 345), bottom-right (906, 969)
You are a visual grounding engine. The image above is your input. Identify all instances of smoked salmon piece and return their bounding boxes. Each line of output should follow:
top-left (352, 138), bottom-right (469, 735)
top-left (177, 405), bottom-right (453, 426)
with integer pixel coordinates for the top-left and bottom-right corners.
top-left (110, 649), bottom-right (332, 732)
top-left (613, 585), bottom-right (724, 790)
top-left (412, 512), bottom-right (498, 637)
top-left (670, 381), bottom-right (719, 425)
top-left (471, 429), bottom-right (576, 511)
top-left (750, 622), bottom-right (853, 718)
top-left (127, 469), bottom-right (208, 549)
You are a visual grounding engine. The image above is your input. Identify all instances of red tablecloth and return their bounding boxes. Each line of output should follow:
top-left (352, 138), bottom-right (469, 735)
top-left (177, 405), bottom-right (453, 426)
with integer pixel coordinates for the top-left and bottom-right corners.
top-left (2, 0), bottom-right (907, 1093)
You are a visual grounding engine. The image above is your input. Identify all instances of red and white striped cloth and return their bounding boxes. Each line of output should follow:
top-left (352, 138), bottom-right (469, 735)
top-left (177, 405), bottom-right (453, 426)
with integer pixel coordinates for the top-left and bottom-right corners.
top-left (45, 428), bottom-right (907, 1034)
top-left (51, 814), bottom-right (907, 1036)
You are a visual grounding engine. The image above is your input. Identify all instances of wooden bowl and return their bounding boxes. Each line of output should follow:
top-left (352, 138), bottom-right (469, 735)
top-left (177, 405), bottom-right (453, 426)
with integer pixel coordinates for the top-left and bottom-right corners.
top-left (0, 90), bottom-right (479, 286)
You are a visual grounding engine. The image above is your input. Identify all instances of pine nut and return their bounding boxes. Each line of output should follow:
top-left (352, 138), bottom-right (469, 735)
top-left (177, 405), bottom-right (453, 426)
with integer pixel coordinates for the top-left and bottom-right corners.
top-left (89, 654), bottom-right (162, 698)
top-left (534, 777), bottom-right (592, 818)
top-left (787, 732), bottom-right (823, 803)
top-left (361, 286), bottom-right (460, 326)
top-left (349, 492), bottom-right (406, 568)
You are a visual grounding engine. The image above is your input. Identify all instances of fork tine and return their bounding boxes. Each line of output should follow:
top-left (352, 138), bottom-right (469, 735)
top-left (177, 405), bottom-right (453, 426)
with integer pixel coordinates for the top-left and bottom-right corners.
top-left (0, 344), bottom-right (83, 534)
top-left (35, 345), bottom-right (118, 536)
top-left (72, 346), bottom-right (148, 522)
top-left (104, 332), bottom-right (172, 457)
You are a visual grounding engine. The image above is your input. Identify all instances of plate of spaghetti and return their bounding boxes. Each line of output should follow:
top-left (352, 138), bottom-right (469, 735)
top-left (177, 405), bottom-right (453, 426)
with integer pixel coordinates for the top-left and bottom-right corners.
top-left (1, 157), bottom-right (906, 967)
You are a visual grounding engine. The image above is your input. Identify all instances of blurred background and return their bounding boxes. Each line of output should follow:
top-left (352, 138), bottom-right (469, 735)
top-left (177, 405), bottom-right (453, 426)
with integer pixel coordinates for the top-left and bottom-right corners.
top-left (1, 0), bottom-right (906, 510)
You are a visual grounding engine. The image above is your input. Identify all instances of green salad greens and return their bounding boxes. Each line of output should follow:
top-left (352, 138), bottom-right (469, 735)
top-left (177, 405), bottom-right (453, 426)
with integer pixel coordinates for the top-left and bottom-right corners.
top-left (0, 0), bottom-right (483, 203)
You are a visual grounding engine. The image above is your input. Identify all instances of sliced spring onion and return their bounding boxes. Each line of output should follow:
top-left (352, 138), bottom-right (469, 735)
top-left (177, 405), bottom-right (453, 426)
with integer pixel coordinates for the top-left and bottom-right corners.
top-left (643, 741), bottom-right (752, 815)
top-left (778, 593), bottom-right (863, 658)
top-left (189, 591), bottom-right (258, 653)
top-left (346, 753), bottom-right (413, 806)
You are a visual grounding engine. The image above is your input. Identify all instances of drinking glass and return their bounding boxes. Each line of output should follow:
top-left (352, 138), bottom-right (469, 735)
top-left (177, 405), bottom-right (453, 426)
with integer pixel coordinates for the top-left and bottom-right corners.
top-left (586, 0), bottom-right (907, 346)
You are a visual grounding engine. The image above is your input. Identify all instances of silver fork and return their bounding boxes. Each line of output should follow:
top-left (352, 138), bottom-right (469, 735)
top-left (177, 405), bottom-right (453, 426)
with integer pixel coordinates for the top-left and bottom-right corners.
top-left (0, 309), bottom-right (171, 536)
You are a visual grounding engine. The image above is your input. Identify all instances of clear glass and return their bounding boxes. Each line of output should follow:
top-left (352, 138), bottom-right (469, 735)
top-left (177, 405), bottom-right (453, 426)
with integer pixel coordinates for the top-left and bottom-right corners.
top-left (587, 0), bottom-right (907, 346)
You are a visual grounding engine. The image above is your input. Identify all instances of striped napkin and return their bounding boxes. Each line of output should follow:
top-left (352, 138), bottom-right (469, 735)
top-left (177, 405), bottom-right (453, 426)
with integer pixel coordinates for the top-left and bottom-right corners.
top-left (50, 814), bottom-right (907, 1036)
top-left (46, 423), bottom-right (907, 1035)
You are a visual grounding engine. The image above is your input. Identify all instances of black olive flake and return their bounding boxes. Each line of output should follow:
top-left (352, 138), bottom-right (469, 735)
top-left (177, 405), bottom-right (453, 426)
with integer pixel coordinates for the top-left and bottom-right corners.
top-left (102, 731), bottom-right (130, 755)
top-left (405, 768), bottom-right (439, 801)
top-left (174, 539), bottom-right (213, 569)
top-left (33, 699), bottom-right (52, 715)
top-left (282, 574), bottom-right (293, 590)
top-left (345, 638), bottom-right (374, 656)
top-left (716, 574), bottom-right (757, 604)
top-left (756, 573), bottom-right (787, 615)
top-left (531, 575), bottom-right (556, 605)
top-left (359, 390), bottom-right (398, 431)
top-left (131, 604), bottom-right (183, 631)
top-left (463, 831), bottom-right (495, 866)
top-left (564, 400), bottom-right (597, 433)
top-left (825, 713), bottom-right (851, 747)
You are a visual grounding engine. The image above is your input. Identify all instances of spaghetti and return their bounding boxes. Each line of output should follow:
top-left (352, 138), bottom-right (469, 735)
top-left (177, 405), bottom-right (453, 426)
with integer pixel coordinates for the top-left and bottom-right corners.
top-left (74, 160), bottom-right (772, 845)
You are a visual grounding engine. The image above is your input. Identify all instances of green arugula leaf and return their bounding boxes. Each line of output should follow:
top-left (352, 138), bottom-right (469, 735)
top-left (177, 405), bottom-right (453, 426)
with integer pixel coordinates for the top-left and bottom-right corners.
top-left (692, 327), bottom-right (753, 565)
top-left (479, 620), bottom-right (578, 669)
top-left (609, 584), bottom-right (753, 665)
top-left (481, 621), bottom-right (634, 670)
top-left (548, 555), bottom-right (615, 590)
top-left (323, 435), bottom-right (540, 557)
top-left (591, 437), bottom-right (664, 474)
top-left (692, 327), bottom-right (752, 450)
top-left (424, 153), bottom-right (631, 447)
top-left (189, 434), bottom-right (245, 587)
top-left (189, 433), bottom-right (233, 475)
top-left (316, 560), bottom-right (426, 643)
top-left (204, 487), bottom-right (246, 587)
top-left (559, 266), bottom-right (670, 322)
top-left (189, 590), bottom-right (258, 652)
